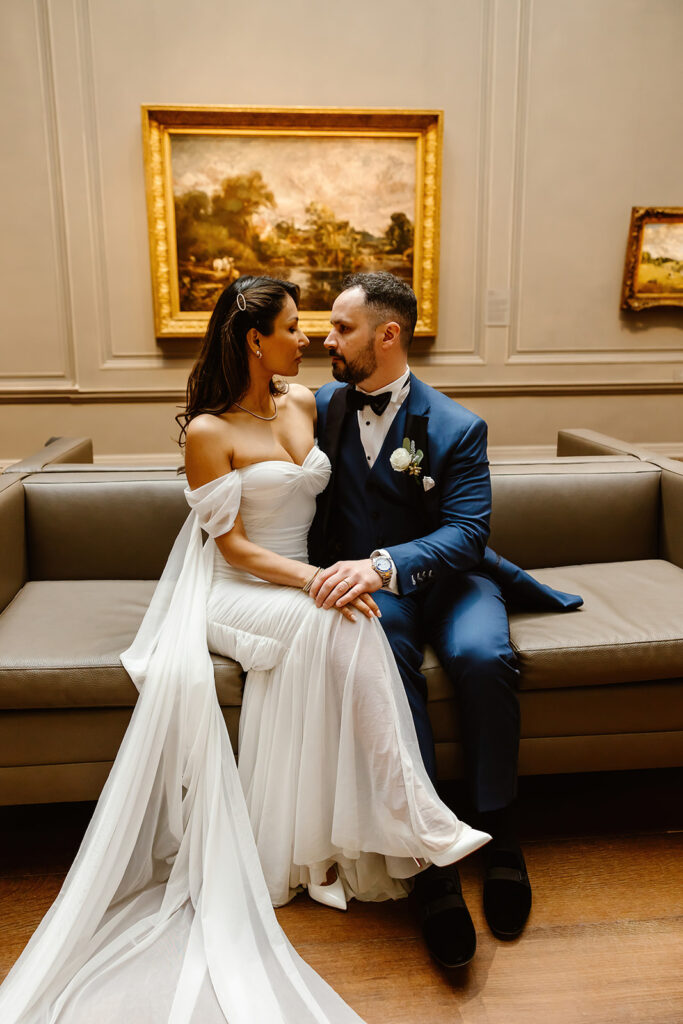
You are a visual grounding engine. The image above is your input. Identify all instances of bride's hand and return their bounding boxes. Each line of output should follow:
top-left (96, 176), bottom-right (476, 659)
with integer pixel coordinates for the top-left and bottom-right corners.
top-left (338, 593), bottom-right (381, 623)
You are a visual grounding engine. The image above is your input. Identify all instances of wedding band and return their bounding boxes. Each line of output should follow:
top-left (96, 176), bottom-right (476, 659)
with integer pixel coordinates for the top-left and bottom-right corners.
top-left (340, 578), bottom-right (351, 590)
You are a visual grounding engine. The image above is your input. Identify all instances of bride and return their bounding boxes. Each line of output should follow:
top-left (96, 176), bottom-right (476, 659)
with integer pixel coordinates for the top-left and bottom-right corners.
top-left (0, 276), bottom-right (488, 1023)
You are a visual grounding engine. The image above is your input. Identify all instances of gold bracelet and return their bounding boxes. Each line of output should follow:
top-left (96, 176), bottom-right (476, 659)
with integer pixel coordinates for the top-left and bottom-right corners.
top-left (302, 567), bottom-right (323, 593)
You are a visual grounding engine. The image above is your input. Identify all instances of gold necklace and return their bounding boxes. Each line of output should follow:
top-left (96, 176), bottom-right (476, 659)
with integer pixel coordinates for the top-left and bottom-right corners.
top-left (233, 396), bottom-right (278, 421)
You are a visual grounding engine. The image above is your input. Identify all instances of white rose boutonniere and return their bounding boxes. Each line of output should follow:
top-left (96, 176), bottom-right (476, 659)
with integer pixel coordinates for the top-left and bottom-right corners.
top-left (390, 438), bottom-right (424, 479)
top-left (390, 447), bottom-right (412, 472)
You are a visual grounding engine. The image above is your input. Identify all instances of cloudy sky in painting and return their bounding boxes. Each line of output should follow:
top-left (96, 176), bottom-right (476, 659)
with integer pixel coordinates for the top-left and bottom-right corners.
top-left (641, 222), bottom-right (683, 261)
top-left (171, 134), bottom-right (416, 236)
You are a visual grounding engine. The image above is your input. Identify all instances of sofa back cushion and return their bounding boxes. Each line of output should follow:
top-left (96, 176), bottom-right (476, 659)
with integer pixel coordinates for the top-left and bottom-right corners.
top-left (25, 472), bottom-right (189, 580)
top-left (489, 461), bottom-right (660, 568)
top-left (22, 460), bottom-right (664, 579)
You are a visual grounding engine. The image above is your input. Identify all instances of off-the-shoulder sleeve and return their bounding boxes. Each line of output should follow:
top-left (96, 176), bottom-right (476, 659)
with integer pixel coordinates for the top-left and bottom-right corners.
top-left (185, 472), bottom-right (241, 538)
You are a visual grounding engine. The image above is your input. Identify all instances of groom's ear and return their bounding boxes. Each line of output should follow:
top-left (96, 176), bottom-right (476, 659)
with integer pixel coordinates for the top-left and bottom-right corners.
top-left (377, 321), bottom-right (401, 349)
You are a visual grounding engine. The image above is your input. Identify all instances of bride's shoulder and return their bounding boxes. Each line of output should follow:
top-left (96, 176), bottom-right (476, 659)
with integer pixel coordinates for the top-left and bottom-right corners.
top-left (185, 413), bottom-right (230, 438)
top-left (185, 414), bottom-right (233, 489)
top-left (284, 383), bottom-right (316, 415)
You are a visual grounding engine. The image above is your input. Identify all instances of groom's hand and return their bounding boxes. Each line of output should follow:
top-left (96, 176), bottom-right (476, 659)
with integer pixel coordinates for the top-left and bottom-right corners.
top-left (311, 560), bottom-right (382, 611)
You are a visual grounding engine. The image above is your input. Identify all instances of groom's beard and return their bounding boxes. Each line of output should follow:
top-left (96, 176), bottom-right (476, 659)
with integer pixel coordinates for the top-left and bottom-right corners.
top-left (330, 337), bottom-right (377, 385)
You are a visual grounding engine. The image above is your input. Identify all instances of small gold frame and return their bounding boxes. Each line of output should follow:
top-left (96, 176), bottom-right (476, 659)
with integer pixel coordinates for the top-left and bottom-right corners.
top-left (621, 206), bottom-right (683, 310)
top-left (142, 105), bottom-right (442, 338)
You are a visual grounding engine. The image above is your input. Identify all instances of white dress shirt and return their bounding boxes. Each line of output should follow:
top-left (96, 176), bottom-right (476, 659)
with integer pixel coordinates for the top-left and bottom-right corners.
top-left (355, 367), bottom-right (411, 468)
top-left (353, 368), bottom-right (411, 594)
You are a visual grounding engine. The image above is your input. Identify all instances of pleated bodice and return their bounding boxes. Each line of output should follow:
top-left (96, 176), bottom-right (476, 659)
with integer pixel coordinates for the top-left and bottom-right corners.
top-left (209, 446), bottom-right (331, 582)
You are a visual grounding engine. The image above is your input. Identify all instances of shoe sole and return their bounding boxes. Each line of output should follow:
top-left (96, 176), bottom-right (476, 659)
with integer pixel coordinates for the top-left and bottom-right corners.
top-left (432, 951), bottom-right (475, 969)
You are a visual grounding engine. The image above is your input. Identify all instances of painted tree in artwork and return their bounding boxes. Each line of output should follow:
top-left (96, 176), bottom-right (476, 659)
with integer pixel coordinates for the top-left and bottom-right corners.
top-left (175, 171), bottom-right (275, 266)
top-left (210, 172), bottom-right (275, 244)
top-left (384, 212), bottom-right (414, 255)
top-left (302, 202), bottom-right (363, 269)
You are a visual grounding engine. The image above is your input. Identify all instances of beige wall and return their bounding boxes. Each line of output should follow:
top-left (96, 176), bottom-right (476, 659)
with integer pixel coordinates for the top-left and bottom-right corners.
top-left (1, 0), bottom-right (681, 462)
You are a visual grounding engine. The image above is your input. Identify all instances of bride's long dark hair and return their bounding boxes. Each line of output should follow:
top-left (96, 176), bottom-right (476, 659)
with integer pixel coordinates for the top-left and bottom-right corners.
top-left (176, 275), bottom-right (301, 446)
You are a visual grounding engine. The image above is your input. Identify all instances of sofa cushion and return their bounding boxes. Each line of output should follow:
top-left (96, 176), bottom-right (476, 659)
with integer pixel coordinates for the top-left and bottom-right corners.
top-left (509, 560), bottom-right (683, 690)
top-left (24, 473), bottom-right (189, 580)
top-left (0, 580), bottom-right (244, 709)
top-left (427, 675), bottom-right (683, 741)
top-left (0, 707), bottom-right (242, 769)
top-left (489, 461), bottom-right (660, 568)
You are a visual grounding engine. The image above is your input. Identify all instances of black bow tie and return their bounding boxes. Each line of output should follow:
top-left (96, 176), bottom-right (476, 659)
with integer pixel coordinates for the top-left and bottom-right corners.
top-left (347, 388), bottom-right (392, 416)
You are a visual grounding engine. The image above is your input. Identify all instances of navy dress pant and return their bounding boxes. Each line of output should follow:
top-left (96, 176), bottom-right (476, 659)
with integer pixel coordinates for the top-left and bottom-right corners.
top-left (375, 571), bottom-right (520, 814)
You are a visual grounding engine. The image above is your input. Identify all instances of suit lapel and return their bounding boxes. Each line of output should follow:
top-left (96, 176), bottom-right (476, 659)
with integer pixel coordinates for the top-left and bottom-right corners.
top-left (322, 384), bottom-right (350, 464)
top-left (404, 374), bottom-right (432, 481)
top-left (404, 413), bottom-right (431, 481)
top-left (318, 384), bottom-right (351, 540)
top-left (368, 375), bottom-right (432, 505)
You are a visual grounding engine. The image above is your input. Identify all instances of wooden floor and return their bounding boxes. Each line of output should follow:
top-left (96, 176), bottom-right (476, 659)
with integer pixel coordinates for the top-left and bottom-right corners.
top-left (1, 770), bottom-right (681, 1023)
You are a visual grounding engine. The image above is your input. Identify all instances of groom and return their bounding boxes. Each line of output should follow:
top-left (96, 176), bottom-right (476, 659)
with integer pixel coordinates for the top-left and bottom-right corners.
top-left (309, 272), bottom-right (579, 968)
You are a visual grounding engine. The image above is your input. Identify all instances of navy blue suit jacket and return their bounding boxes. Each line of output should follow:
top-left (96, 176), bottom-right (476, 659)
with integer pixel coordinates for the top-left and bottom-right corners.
top-left (313, 375), bottom-right (490, 595)
top-left (311, 375), bottom-right (582, 612)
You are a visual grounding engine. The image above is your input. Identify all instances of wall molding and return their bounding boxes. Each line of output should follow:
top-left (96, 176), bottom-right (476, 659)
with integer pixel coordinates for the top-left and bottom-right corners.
top-left (504, 0), bottom-right (682, 364)
top-left (507, 351), bottom-right (683, 365)
top-left (36, 0), bottom-right (76, 381)
top-left (74, 0), bottom-right (114, 367)
top-left (469, 0), bottom-right (495, 362)
top-left (1, 381), bottom-right (680, 404)
top-left (70, 0), bottom-right (162, 368)
top-left (507, 0), bottom-right (533, 361)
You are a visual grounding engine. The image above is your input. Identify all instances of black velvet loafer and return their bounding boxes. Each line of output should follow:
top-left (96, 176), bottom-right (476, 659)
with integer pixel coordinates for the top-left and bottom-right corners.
top-left (483, 843), bottom-right (532, 939)
top-left (414, 864), bottom-right (477, 968)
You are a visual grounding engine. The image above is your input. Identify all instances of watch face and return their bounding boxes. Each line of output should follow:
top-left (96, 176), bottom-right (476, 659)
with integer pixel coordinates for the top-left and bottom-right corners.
top-left (374, 557), bottom-right (392, 573)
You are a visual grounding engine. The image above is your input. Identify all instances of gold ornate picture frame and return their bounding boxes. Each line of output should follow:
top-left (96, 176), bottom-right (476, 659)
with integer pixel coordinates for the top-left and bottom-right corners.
top-left (621, 206), bottom-right (683, 310)
top-left (142, 105), bottom-right (442, 338)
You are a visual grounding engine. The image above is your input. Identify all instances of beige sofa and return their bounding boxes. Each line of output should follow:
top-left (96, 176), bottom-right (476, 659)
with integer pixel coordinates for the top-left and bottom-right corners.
top-left (1, 439), bottom-right (682, 805)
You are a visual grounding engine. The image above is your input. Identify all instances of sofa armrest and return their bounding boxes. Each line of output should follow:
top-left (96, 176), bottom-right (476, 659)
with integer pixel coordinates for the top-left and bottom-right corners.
top-left (0, 476), bottom-right (26, 611)
top-left (656, 457), bottom-right (683, 569)
top-left (3, 437), bottom-right (94, 475)
top-left (556, 429), bottom-right (651, 460)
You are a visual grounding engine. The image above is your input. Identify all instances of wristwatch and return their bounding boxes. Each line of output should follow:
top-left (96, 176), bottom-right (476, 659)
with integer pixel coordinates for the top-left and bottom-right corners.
top-left (371, 554), bottom-right (393, 588)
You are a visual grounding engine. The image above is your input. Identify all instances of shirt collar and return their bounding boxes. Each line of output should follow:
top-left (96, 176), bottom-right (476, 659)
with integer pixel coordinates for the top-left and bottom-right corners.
top-left (357, 367), bottom-right (411, 405)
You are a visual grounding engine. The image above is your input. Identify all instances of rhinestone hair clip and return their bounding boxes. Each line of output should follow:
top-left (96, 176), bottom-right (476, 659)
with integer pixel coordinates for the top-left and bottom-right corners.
top-left (236, 292), bottom-right (247, 312)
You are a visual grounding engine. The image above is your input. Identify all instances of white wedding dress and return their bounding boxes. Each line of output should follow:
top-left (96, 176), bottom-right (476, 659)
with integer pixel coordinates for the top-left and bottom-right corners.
top-left (0, 445), bottom-right (488, 1024)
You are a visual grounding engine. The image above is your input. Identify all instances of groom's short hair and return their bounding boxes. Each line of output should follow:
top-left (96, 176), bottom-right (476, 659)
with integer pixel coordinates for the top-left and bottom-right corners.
top-left (342, 272), bottom-right (418, 349)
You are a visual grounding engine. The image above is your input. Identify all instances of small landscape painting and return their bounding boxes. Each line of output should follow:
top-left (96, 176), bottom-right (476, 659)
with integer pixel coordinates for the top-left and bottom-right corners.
top-left (621, 207), bottom-right (683, 310)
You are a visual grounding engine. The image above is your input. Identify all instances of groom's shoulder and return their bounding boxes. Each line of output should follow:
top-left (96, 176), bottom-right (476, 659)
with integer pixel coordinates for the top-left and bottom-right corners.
top-left (315, 380), bottom-right (345, 413)
top-left (413, 376), bottom-right (486, 433)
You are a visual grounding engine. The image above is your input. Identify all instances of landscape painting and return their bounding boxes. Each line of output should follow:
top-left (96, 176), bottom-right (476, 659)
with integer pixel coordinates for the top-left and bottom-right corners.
top-left (142, 107), bottom-right (442, 337)
top-left (172, 134), bottom-right (416, 313)
top-left (621, 207), bottom-right (683, 310)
